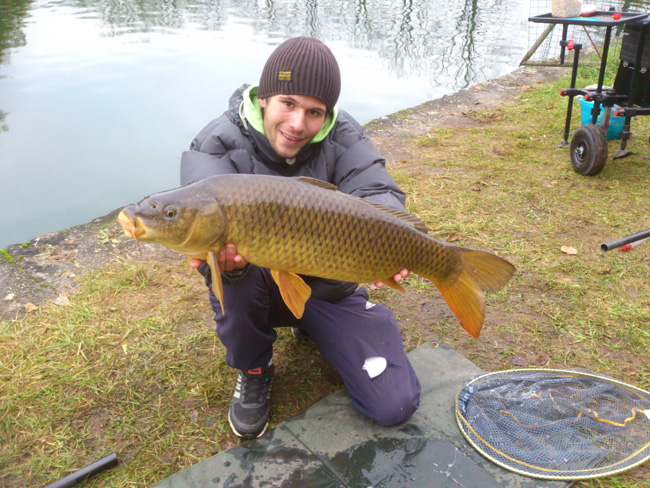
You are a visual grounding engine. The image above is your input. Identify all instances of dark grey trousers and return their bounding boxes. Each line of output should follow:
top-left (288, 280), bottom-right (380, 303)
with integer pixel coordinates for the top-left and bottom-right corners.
top-left (207, 266), bottom-right (421, 426)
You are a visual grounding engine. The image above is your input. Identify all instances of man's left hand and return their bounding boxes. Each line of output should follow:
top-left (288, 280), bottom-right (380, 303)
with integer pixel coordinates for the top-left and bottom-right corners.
top-left (374, 269), bottom-right (409, 288)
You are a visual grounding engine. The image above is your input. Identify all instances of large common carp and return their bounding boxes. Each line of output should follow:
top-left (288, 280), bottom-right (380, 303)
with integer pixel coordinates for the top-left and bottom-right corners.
top-left (117, 174), bottom-right (515, 338)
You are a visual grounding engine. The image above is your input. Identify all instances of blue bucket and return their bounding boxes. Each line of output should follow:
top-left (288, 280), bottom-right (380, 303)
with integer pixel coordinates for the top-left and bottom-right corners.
top-left (578, 96), bottom-right (624, 140)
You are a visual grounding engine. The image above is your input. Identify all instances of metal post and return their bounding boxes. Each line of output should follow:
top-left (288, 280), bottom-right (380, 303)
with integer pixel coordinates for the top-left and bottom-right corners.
top-left (561, 43), bottom-right (583, 147)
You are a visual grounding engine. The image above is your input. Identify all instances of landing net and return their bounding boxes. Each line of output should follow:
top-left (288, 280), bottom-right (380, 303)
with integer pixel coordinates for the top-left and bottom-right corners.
top-left (455, 368), bottom-right (650, 480)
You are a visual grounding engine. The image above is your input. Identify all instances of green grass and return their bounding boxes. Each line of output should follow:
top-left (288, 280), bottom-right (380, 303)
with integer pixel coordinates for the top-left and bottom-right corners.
top-left (2, 64), bottom-right (650, 487)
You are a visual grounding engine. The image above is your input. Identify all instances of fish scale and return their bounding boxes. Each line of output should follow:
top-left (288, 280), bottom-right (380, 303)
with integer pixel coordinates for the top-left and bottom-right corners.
top-left (117, 173), bottom-right (516, 337)
top-left (222, 177), bottom-right (419, 280)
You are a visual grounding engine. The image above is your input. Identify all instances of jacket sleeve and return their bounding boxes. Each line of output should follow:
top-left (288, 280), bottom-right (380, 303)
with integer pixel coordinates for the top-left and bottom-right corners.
top-left (329, 111), bottom-right (407, 212)
top-left (180, 114), bottom-right (256, 186)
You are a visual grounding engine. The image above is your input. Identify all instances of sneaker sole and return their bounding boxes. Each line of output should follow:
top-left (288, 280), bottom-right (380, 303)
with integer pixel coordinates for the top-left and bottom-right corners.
top-left (228, 409), bottom-right (269, 440)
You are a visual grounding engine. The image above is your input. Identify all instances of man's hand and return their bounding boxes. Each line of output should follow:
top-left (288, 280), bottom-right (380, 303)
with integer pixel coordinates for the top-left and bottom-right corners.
top-left (188, 246), bottom-right (406, 286)
top-left (189, 244), bottom-right (248, 272)
top-left (374, 269), bottom-right (409, 288)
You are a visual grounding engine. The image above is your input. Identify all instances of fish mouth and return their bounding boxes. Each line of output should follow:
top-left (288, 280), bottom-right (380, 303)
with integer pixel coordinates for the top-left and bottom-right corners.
top-left (117, 210), bottom-right (141, 241)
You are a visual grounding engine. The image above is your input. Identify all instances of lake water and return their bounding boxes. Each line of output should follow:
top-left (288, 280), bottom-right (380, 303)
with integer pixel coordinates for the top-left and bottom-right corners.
top-left (0, 0), bottom-right (645, 248)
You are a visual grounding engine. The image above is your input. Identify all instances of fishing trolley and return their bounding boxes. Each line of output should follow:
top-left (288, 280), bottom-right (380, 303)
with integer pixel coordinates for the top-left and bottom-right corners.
top-left (529, 8), bottom-right (650, 175)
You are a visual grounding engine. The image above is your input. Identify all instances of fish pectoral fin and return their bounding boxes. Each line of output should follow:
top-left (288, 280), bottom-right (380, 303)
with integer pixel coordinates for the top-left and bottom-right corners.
top-left (271, 270), bottom-right (311, 319)
top-left (207, 251), bottom-right (225, 316)
top-left (382, 276), bottom-right (406, 291)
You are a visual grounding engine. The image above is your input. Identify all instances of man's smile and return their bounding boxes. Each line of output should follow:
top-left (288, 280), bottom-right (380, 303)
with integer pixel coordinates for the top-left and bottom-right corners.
top-left (281, 131), bottom-right (302, 143)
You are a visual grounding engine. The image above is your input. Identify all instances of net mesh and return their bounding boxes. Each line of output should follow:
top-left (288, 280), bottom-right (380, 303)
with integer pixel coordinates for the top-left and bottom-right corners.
top-left (455, 369), bottom-right (650, 480)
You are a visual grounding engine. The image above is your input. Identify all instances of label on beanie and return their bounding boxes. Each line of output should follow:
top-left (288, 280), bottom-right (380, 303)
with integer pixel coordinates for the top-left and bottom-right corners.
top-left (278, 70), bottom-right (292, 81)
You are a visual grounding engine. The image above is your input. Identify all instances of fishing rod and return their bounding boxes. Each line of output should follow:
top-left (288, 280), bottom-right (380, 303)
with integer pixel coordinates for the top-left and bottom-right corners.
top-left (601, 228), bottom-right (650, 252)
top-left (43, 453), bottom-right (118, 488)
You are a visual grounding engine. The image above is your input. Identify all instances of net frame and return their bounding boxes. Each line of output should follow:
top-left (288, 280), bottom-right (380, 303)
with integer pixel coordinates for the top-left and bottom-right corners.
top-left (455, 368), bottom-right (650, 480)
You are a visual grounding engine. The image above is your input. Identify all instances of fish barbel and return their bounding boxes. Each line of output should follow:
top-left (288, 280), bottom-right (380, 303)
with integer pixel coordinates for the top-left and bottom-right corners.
top-left (117, 174), bottom-right (515, 338)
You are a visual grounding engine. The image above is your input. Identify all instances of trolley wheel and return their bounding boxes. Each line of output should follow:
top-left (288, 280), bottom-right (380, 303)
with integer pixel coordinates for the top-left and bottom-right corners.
top-left (569, 124), bottom-right (608, 176)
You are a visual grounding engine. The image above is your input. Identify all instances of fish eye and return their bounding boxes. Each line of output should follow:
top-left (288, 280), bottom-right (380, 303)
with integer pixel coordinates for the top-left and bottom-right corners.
top-left (163, 206), bottom-right (178, 220)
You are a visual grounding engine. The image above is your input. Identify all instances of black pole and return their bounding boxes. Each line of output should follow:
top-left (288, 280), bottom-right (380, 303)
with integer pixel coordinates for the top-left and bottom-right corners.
top-left (559, 24), bottom-right (569, 65)
top-left (601, 228), bottom-right (650, 251)
top-left (43, 453), bottom-right (118, 488)
top-left (561, 43), bottom-right (582, 146)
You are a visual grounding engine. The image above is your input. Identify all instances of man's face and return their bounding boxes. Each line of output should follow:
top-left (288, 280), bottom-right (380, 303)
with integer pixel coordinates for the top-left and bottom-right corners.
top-left (259, 94), bottom-right (327, 159)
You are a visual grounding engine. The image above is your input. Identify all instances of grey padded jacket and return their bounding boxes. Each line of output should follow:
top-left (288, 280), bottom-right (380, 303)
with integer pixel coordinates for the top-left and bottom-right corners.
top-left (180, 85), bottom-right (407, 303)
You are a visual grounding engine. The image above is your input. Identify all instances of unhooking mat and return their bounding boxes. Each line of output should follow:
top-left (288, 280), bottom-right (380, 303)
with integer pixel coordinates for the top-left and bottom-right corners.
top-left (153, 342), bottom-right (572, 488)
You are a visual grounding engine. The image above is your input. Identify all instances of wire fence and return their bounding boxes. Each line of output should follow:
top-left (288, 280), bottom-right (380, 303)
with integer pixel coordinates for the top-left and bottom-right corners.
top-left (522, 1), bottom-right (649, 67)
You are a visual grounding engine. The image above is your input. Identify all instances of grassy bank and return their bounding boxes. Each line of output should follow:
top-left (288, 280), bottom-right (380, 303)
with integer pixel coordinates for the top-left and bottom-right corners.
top-left (2, 68), bottom-right (650, 487)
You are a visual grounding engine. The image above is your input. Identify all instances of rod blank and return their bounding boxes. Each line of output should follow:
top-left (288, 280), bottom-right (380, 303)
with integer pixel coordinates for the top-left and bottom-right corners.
top-left (601, 228), bottom-right (650, 251)
top-left (44, 453), bottom-right (118, 488)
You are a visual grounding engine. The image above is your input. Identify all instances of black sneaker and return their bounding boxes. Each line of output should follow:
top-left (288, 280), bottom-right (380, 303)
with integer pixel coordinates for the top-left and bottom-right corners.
top-left (228, 362), bottom-right (274, 439)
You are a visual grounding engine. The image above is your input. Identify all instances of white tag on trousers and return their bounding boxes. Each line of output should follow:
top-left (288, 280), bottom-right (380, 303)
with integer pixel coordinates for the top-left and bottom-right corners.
top-left (363, 356), bottom-right (388, 379)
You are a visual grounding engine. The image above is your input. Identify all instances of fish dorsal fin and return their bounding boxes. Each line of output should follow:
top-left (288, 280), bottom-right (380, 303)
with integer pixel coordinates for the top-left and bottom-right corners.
top-left (295, 176), bottom-right (427, 234)
top-left (363, 200), bottom-right (429, 234)
top-left (207, 251), bottom-right (225, 315)
top-left (295, 177), bottom-right (338, 191)
top-left (271, 270), bottom-right (312, 319)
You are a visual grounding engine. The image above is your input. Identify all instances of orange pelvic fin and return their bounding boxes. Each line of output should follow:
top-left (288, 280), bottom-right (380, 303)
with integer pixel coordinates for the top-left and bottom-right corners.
top-left (207, 250), bottom-right (225, 316)
top-left (382, 276), bottom-right (406, 291)
top-left (271, 270), bottom-right (312, 319)
top-left (186, 257), bottom-right (194, 277)
top-left (433, 249), bottom-right (515, 338)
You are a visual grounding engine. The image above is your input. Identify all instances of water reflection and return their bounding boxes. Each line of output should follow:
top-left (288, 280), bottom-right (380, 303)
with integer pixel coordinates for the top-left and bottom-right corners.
top-left (0, 0), bottom-right (30, 58)
top-left (0, 0), bottom-right (644, 247)
top-left (33, 0), bottom-right (530, 87)
top-left (0, 0), bottom-right (31, 134)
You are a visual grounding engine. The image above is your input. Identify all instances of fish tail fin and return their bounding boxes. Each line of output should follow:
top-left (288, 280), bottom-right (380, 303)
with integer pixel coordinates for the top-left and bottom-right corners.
top-left (427, 249), bottom-right (515, 338)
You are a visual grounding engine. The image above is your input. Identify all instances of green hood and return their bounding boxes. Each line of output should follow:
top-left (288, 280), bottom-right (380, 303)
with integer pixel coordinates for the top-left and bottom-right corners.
top-left (240, 85), bottom-right (338, 144)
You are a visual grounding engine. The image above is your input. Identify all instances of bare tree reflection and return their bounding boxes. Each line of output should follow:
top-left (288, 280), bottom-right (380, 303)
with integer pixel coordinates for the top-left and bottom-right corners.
top-left (2, 0), bottom-right (650, 112)
top-left (0, 0), bottom-right (33, 130)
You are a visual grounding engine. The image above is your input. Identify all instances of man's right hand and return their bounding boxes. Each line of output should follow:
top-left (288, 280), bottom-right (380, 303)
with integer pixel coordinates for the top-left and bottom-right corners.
top-left (189, 244), bottom-right (248, 273)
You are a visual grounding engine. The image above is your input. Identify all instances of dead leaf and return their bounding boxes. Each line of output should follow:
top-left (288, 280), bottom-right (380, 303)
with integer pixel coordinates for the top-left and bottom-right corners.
top-left (561, 245), bottom-right (578, 255)
top-left (471, 186), bottom-right (481, 192)
top-left (189, 410), bottom-right (199, 422)
top-left (546, 102), bottom-right (554, 110)
top-left (511, 356), bottom-right (529, 366)
top-left (534, 353), bottom-right (551, 366)
top-left (53, 295), bottom-right (71, 307)
top-left (447, 232), bottom-right (461, 242)
top-left (543, 181), bottom-right (555, 188)
top-left (24, 303), bottom-right (38, 313)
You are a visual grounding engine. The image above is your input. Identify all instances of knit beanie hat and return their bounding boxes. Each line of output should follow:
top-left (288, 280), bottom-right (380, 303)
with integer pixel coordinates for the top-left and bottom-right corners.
top-left (258, 37), bottom-right (341, 112)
